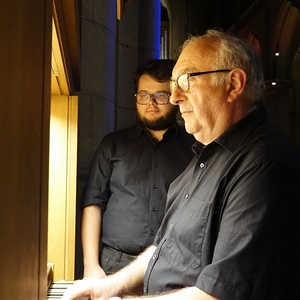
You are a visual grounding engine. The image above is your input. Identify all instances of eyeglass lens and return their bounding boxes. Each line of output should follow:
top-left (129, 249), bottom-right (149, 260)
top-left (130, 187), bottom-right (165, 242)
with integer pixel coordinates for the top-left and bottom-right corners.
top-left (170, 70), bottom-right (231, 94)
top-left (170, 74), bottom-right (189, 93)
top-left (136, 93), bottom-right (169, 105)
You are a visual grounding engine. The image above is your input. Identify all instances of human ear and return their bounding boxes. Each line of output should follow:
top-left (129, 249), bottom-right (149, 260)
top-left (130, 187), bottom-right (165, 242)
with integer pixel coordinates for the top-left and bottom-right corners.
top-left (227, 68), bottom-right (246, 103)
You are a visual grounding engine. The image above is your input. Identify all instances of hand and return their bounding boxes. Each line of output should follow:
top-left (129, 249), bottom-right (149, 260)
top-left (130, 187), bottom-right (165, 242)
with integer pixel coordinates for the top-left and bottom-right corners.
top-left (84, 264), bottom-right (107, 279)
top-left (61, 277), bottom-right (116, 300)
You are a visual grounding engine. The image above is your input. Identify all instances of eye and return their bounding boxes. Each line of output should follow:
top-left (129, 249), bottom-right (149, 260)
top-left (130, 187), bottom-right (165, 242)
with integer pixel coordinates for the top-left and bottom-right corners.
top-left (155, 93), bottom-right (168, 99)
top-left (139, 93), bottom-right (148, 98)
top-left (178, 74), bottom-right (189, 92)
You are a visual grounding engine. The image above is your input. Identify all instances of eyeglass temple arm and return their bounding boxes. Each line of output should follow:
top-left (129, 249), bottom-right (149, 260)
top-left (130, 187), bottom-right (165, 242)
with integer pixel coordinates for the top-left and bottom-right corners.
top-left (189, 69), bottom-right (231, 77)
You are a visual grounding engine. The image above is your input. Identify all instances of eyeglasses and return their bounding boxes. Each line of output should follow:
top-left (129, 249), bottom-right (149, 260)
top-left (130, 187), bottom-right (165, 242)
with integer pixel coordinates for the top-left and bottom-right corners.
top-left (170, 69), bottom-right (231, 93)
top-left (135, 92), bottom-right (171, 105)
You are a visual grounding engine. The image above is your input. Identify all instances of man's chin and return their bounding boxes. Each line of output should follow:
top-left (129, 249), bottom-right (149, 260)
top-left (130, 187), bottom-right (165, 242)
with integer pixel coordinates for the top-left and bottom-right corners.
top-left (142, 119), bottom-right (171, 131)
top-left (139, 109), bottom-right (178, 131)
top-left (184, 124), bottom-right (195, 135)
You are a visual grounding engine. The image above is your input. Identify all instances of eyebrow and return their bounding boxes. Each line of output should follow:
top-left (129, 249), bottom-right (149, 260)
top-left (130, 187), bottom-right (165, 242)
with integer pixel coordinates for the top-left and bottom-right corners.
top-left (138, 90), bottom-right (170, 93)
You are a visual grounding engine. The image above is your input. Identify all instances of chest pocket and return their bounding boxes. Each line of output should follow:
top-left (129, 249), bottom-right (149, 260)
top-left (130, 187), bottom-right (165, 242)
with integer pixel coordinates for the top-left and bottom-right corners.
top-left (166, 197), bottom-right (211, 269)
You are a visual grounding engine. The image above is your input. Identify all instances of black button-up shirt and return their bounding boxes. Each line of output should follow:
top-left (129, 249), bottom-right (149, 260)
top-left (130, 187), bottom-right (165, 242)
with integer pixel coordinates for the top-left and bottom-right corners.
top-left (144, 107), bottom-right (300, 299)
top-left (81, 122), bottom-right (195, 255)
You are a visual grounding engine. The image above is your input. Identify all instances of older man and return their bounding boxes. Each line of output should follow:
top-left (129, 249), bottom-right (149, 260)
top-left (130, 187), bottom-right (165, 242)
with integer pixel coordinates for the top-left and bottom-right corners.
top-left (64, 29), bottom-right (300, 300)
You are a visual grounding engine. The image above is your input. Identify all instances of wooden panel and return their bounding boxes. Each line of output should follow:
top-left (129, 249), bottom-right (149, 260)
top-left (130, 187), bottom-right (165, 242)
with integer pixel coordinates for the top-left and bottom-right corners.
top-left (52, 19), bottom-right (70, 95)
top-left (53, 0), bottom-right (81, 92)
top-left (0, 0), bottom-right (52, 299)
top-left (48, 95), bottom-right (78, 281)
top-left (49, 0), bottom-right (80, 282)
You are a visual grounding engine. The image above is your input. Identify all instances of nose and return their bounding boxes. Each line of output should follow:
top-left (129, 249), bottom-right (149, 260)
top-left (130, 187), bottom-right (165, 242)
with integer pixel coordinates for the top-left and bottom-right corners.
top-left (169, 86), bottom-right (182, 106)
top-left (148, 96), bottom-right (158, 106)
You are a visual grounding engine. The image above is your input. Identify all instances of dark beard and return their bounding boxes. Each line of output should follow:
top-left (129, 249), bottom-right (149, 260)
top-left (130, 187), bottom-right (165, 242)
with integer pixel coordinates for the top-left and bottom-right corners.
top-left (138, 108), bottom-right (178, 131)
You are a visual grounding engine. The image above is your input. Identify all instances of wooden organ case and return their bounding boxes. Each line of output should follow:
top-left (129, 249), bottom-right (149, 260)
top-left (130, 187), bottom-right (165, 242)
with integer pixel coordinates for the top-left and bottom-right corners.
top-left (47, 0), bottom-right (80, 297)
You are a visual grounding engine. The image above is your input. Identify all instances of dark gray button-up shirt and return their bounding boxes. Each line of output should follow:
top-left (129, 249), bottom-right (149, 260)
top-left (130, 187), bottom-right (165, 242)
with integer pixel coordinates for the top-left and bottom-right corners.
top-left (81, 122), bottom-right (195, 255)
top-left (144, 107), bottom-right (300, 299)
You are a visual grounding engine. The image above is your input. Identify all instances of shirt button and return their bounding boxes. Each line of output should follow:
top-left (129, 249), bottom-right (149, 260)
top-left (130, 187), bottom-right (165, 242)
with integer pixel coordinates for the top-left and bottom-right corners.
top-left (144, 287), bottom-right (147, 293)
top-left (200, 162), bottom-right (205, 168)
top-left (153, 254), bottom-right (157, 260)
top-left (154, 163), bottom-right (159, 167)
top-left (150, 230), bottom-right (155, 235)
top-left (153, 207), bottom-right (157, 211)
top-left (185, 194), bottom-right (189, 199)
top-left (153, 184), bottom-right (158, 189)
top-left (169, 224), bottom-right (174, 229)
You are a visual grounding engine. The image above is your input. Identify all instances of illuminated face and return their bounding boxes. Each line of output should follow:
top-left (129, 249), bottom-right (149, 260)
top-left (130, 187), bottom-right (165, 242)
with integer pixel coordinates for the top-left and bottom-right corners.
top-left (170, 39), bottom-right (230, 144)
top-left (136, 74), bottom-right (178, 131)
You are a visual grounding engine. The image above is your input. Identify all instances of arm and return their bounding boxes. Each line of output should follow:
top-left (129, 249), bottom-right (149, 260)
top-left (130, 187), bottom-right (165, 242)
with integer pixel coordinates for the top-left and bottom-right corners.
top-left (81, 205), bottom-right (106, 278)
top-left (63, 284), bottom-right (219, 300)
top-left (125, 286), bottom-right (220, 299)
top-left (62, 246), bottom-right (156, 300)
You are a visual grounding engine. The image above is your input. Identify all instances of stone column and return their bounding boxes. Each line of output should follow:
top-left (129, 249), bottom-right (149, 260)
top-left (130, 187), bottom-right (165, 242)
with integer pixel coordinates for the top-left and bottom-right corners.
top-left (116, 0), bottom-right (161, 130)
top-left (75, 0), bottom-right (117, 279)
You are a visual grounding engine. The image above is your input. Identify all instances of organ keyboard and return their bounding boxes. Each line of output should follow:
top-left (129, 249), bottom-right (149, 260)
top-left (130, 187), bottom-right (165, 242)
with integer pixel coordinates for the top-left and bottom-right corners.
top-left (47, 281), bottom-right (73, 299)
top-left (47, 281), bottom-right (90, 299)
top-left (47, 264), bottom-right (89, 299)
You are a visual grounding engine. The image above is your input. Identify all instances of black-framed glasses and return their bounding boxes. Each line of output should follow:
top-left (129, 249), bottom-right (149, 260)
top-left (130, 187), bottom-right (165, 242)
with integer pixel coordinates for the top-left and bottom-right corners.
top-left (170, 69), bottom-right (231, 93)
top-left (135, 92), bottom-right (171, 105)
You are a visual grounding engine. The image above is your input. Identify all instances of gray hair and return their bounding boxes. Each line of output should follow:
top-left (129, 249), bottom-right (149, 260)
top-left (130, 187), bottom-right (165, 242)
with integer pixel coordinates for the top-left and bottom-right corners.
top-left (182, 29), bottom-right (265, 104)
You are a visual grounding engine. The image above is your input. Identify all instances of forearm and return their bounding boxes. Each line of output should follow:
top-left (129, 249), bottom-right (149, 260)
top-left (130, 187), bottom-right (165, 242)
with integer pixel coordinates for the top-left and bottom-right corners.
top-left (124, 286), bottom-right (220, 300)
top-left (112, 245), bottom-right (157, 297)
top-left (63, 246), bottom-right (157, 300)
top-left (81, 205), bottom-right (102, 267)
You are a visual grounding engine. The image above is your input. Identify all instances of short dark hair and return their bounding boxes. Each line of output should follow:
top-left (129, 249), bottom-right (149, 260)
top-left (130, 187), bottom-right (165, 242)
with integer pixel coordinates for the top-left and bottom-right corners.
top-left (133, 59), bottom-right (176, 93)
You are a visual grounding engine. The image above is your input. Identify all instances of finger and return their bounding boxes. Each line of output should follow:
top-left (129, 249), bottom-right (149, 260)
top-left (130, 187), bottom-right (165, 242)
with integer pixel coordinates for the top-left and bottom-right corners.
top-left (61, 279), bottom-right (92, 300)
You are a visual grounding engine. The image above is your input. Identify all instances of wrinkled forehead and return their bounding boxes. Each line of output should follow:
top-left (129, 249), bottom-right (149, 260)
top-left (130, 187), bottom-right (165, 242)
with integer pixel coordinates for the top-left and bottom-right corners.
top-left (172, 38), bottom-right (218, 77)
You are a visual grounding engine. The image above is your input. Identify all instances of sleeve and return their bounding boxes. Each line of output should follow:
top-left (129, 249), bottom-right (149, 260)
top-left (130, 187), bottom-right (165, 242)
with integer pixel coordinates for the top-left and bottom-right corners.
top-left (196, 161), bottom-right (300, 300)
top-left (80, 136), bottom-right (113, 211)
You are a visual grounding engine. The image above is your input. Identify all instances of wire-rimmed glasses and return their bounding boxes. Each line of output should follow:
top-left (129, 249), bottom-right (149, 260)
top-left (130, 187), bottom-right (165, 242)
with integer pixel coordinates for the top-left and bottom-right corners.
top-left (170, 69), bottom-right (231, 93)
top-left (135, 92), bottom-right (171, 105)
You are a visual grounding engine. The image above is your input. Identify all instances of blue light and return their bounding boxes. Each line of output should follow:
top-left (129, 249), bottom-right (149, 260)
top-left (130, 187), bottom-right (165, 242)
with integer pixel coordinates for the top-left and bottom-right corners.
top-left (153, 0), bottom-right (161, 58)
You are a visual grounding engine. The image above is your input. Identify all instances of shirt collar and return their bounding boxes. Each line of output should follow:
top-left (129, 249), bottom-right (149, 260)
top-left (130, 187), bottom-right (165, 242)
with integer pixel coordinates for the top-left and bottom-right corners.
top-left (215, 105), bottom-right (267, 152)
top-left (192, 105), bottom-right (267, 156)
